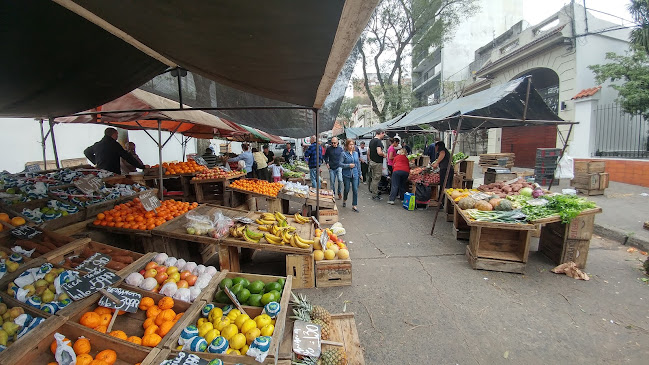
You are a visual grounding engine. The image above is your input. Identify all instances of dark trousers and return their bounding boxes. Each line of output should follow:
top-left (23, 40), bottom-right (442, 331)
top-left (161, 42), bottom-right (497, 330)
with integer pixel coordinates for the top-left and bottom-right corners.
top-left (360, 162), bottom-right (368, 182)
top-left (389, 170), bottom-right (409, 201)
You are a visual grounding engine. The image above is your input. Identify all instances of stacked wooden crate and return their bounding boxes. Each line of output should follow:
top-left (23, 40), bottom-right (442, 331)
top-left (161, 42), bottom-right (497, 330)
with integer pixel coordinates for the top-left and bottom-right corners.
top-left (571, 160), bottom-right (608, 196)
top-left (453, 160), bottom-right (474, 189)
top-left (534, 148), bottom-right (561, 186)
top-left (478, 153), bottom-right (514, 171)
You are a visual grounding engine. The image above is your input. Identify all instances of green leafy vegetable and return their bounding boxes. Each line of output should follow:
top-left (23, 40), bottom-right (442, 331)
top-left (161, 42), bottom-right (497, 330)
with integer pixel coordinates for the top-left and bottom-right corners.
top-left (522, 195), bottom-right (596, 223)
top-left (452, 152), bottom-right (467, 165)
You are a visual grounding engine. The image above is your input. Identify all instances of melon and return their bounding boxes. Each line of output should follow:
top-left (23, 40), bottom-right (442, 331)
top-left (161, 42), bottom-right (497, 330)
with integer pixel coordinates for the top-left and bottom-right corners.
top-left (495, 200), bottom-right (513, 211)
top-left (458, 197), bottom-right (477, 210)
top-left (475, 200), bottom-right (493, 211)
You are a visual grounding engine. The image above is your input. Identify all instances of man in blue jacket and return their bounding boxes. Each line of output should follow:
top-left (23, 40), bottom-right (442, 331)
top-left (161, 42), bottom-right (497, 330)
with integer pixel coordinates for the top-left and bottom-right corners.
top-left (304, 135), bottom-right (324, 188)
top-left (324, 137), bottom-right (343, 199)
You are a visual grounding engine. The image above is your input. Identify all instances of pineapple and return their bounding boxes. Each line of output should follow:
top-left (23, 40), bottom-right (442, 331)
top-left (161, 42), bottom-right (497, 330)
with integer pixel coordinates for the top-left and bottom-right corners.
top-left (291, 308), bottom-right (330, 340)
top-left (291, 293), bottom-right (332, 327)
top-left (292, 349), bottom-right (348, 365)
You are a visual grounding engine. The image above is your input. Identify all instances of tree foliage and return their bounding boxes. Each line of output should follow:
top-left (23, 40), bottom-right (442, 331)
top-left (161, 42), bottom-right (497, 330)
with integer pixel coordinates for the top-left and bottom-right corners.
top-left (628, 0), bottom-right (649, 53)
top-left (338, 96), bottom-right (366, 126)
top-left (357, 0), bottom-right (477, 122)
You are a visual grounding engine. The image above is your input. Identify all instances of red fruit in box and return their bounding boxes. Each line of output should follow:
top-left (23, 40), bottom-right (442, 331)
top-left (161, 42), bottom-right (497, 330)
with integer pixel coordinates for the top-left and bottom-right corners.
top-left (145, 262), bottom-right (158, 270)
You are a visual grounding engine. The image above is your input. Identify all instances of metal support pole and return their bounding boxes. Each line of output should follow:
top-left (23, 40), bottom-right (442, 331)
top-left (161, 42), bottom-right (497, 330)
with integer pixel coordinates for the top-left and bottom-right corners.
top-left (48, 118), bottom-right (61, 169)
top-left (548, 123), bottom-right (574, 191)
top-left (39, 119), bottom-right (48, 170)
top-left (430, 117), bottom-right (463, 235)
top-left (177, 71), bottom-right (183, 109)
top-left (522, 76), bottom-right (532, 123)
top-left (158, 121), bottom-right (164, 200)
top-left (314, 109), bottom-right (320, 219)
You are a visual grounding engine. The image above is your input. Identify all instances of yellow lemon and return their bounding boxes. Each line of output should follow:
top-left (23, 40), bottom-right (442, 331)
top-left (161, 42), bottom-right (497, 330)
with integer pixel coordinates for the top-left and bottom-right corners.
top-left (254, 314), bottom-right (272, 329)
top-left (241, 344), bottom-right (249, 355)
top-left (226, 348), bottom-right (241, 355)
top-left (216, 316), bottom-right (231, 331)
top-left (337, 248), bottom-right (350, 259)
top-left (196, 318), bottom-right (208, 327)
top-left (204, 328), bottom-right (221, 344)
top-left (313, 250), bottom-right (324, 261)
top-left (234, 314), bottom-right (250, 329)
top-left (324, 249), bottom-right (336, 260)
top-left (271, 319), bottom-right (276, 326)
top-left (229, 333), bottom-right (246, 350)
top-left (245, 327), bottom-right (261, 345)
top-left (240, 319), bottom-right (257, 335)
top-left (198, 322), bottom-right (214, 337)
top-left (221, 324), bottom-right (239, 341)
top-left (260, 324), bottom-right (274, 337)
top-left (227, 309), bottom-right (241, 321)
top-left (208, 307), bottom-right (223, 322)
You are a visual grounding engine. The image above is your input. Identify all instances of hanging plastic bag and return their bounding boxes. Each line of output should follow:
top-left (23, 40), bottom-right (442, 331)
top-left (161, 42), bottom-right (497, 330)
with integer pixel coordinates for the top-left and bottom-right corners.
top-left (53, 332), bottom-right (76, 365)
top-left (554, 154), bottom-right (574, 180)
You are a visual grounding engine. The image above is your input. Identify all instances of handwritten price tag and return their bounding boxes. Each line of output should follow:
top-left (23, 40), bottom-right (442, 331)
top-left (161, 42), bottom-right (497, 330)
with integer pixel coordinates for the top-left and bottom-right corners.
top-left (61, 268), bottom-right (120, 301)
top-left (139, 190), bottom-right (161, 211)
top-left (98, 287), bottom-right (142, 313)
top-left (293, 320), bottom-right (321, 357)
top-left (75, 252), bottom-right (111, 273)
top-left (10, 225), bottom-right (42, 240)
top-left (74, 175), bottom-right (103, 195)
top-left (165, 351), bottom-right (209, 365)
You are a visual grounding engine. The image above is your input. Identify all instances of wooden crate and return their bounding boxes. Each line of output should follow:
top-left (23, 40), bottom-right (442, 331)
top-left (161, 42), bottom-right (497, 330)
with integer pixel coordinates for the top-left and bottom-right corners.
top-left (577, 188), bottom-right (605, 196)
top-left (1, 321), bottom-right (154, 365)
top-left (484, 171), bottom-right (517, 185)
top-left (318, 204), bottom-right (338, 225)
top-left (574, 160), bottom-right (606, 174)
top-left (45, 238), bottom-right (144, 275)
top-left (599, 172), bottom-right (609, 189)
top-left (466, 225), bottom-right (532, 274)
top-left (286, 254), bottom-right (315, 289)
top-left (454, 160), bottom-right (474, 180)
top-left (315, 259), bottom-right (352, 288)
top-left (453, 228), bottom-right (470, 241)
top-left (571, 173), bottom-right (600, 190)
top-left (278, 312), bottom-right (365, 364)
top-left (166, 272), bottom-right (293, 365)
top-left (3, 197), bottom-right (86, 231)
top-left (67, 284), bottom-right (193, 351)
top-left (538, 217), bottom-right (595, 269)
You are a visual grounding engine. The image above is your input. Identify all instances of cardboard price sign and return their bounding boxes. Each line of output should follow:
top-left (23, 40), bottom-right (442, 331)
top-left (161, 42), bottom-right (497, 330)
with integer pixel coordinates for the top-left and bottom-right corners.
top-left (98, 287), bottom-right (142, 313)
top-left (74, 174), bottom-right (103, 195)
top-left (165, 352), bottom-right (209, 365)
top-left (293, 319), bottom-right (322, 357)
top-left (224, 286), bottom-right (247, 316)
top-left (75, 252), bottom-right (111, 273)
top-left (10, 225), bottom-right (42, 240)
top-left (139, 190), bottom-right (161, 211)
top-left (61, 268), bottom-right (120, 301)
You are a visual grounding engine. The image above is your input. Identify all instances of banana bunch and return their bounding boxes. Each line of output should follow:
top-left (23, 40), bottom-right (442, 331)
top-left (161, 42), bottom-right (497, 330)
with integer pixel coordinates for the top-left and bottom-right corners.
top-left (228, 225), bottom-right (246, 238)
top-left (289, 233), bottom-right (315, 249)
top-left (243, 226), bottom-right (264, 243)
top-left (255, 211), bottom-right (288, 225)
top-left (293, 213), bottom-right (311, 224)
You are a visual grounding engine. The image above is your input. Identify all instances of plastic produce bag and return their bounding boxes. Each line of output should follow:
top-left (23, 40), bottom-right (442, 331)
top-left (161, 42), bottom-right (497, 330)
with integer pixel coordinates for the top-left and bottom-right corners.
top-left (54, 332), bottom-right (76, 365)
top-left (330, 222), bottom-right (346, 236)
top-left (209, 211), bottom-right (234, 239)
top-left (554, 154), bottom-right (574, 180)
top-left (184, 210), bottom-right (216, 236)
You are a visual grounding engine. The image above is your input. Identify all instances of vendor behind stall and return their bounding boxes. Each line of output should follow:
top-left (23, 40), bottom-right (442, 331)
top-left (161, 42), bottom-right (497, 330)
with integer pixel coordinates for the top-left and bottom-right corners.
top-left (227, 143), bottom-right (254, 177)
top-left (120, 142), bottom-right (145, 174)
top-left (85, 127), bottom-right (146, 175)
top-left (432, 140), bottom-right (453, 192)
top-left (201, 147), bottom-right (218, 168)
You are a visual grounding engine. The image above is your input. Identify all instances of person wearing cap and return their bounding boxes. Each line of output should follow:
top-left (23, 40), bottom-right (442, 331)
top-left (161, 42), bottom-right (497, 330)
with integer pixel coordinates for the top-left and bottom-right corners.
top-left (201, 147), bottom-right (218, 168)
top-left (368, 129), bottom-right (386, 200)
top-left (358, 141), bottom-right (368, 183)
top-left (84, 127), bottom-right (146, 175)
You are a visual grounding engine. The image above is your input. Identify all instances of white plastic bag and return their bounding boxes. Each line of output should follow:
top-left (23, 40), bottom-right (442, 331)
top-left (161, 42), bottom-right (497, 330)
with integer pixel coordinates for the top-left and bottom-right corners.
top-left (53, 332), bottom-right (76, 365)
top-left (554, 154), bottom-right (574, 180)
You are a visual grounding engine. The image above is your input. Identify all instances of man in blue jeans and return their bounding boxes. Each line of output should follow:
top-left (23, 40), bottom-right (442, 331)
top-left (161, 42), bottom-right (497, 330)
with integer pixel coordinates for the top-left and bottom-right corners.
top-left (324, 137), bottom-right (343, 199)
top-left (304, 135), bottom-right (323, 188)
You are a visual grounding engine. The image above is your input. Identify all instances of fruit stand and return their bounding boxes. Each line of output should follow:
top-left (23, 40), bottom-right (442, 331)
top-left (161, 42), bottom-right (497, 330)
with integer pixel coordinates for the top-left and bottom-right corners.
top-left (191, 169), bottom-right (246, 204)
top-left (225, 179), bottom-right (288, 213)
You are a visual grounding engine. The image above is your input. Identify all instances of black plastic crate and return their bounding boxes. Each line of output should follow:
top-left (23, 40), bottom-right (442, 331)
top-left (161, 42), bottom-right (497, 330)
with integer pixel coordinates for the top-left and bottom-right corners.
top-left (536, 148), bottom-right (561, 158)
top-left (534, 167), bottom-right (556, 175)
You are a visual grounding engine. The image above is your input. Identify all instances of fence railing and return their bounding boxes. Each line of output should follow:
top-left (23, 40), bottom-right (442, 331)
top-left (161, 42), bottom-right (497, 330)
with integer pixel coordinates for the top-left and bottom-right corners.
top-left (594, 103), bottom-right (649, 159)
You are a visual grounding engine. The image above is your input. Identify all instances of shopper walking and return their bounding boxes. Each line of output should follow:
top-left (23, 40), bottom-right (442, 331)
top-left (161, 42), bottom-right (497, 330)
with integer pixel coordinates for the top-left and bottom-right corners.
top-left (304, 136), bottom-right (323, 188)
top-left (368, 129), bottom-right (386, 200)
top-left (324, 137), bottom-right (343, 199)
top-left (341, 139), bottom-right (361, 212)
top-left (387, 148), bottom-right (410, 204)
top-left (358, 141), bottom-right (368, 183)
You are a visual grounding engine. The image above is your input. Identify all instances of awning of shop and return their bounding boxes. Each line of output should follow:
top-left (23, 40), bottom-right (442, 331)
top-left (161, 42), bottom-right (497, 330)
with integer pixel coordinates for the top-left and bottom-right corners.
top-left (344, 113), bottom-right (407, 139)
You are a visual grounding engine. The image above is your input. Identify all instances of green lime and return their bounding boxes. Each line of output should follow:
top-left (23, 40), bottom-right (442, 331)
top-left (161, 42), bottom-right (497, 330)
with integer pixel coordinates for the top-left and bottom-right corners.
top-left (276, 278), bottom-right (285, 288)
top-left (214, 290), bottom-right (231, 304)
top-left (269, 290), bottom-right (281, 302)
top-left (248, 280), bottom-right (265, 294)
top-left (230, 283), bottom-right (244, 296)
top-left (61, 211), bottom-right (69, 216)
top-left (231, 277), bottom-right (246, 287)
top-left (219, 278), bottom-right (233, 290)
top-left (264, 282), bottom-right (281, 293)
top-left (240, 278), bottom-right (250, 288)
top-left (261, 292), bottom-right (274, 306)
top-left (247, 294), bottom-right (263, 307)
top-left (6, 188), bottom-right (15, 194)
top-left (237, 288), bottom-right (251, 304)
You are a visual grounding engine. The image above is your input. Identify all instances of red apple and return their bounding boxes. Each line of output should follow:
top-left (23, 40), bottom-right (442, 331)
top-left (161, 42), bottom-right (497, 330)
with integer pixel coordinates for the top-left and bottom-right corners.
top-left (179, 270), bottom-right (192, 280)
top-left (156, 265), bottom-right (167, 273)
top-left (186, 274), bottom-right (198, 286)
top-left (155, 272), bottom-right (169, 284)
top-left (145, 261), bottom-right (158, 270)
top-left (139, 269), bottom-right (146, 276)
top-left (144, 269), bottom-right (158, 279)
top-left (177, 279), bottom-right (189, 289)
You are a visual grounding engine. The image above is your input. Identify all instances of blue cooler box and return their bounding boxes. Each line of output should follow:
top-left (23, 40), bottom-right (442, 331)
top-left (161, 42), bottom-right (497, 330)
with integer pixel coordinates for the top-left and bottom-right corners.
top-left (403, 192), bottom-right (415, 210)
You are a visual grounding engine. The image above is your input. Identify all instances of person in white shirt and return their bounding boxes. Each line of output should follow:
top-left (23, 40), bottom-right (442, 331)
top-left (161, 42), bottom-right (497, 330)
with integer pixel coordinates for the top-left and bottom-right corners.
top-left (358, 141), bottom-right (369, 183)
top-left (268, 157), bottom-right (286, 182)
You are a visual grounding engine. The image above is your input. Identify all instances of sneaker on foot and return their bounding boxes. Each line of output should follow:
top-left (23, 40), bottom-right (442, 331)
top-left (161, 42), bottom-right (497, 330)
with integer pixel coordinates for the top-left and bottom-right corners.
top-left (387, 200), bottom-right (394, 205)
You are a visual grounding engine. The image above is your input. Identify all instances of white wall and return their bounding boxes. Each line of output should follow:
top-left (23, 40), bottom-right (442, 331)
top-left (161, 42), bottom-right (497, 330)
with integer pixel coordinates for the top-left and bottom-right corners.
top-left (0, 118), bottom-right (189, 173)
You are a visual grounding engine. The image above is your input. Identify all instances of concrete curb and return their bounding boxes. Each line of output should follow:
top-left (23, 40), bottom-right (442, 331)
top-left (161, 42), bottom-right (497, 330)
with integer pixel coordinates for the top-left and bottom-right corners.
top-left (594, 224), bottom-right (649, 252)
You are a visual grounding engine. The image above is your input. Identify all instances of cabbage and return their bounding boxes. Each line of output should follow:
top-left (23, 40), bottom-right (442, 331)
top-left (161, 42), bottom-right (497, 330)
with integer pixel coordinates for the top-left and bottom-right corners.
top-left (519, 187), bottom-right (534, 197)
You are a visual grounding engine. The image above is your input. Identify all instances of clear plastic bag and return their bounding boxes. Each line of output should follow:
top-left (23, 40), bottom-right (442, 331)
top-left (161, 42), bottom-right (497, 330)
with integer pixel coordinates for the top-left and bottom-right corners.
top-left (209, 211), bottom-right (235, 239)
top-left (184, 210), bottom-right (217, 236)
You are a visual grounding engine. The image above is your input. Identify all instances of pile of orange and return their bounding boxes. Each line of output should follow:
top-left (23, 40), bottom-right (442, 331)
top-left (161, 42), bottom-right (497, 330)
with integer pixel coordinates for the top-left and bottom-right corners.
top-left (152, 161), bottom-right (207, 175)
top-left (93, 198), bottom-right (198, 230)
top-left (78, 297), bottom-right (182, 349)
top-left (230, 179), bottom-right (284, 197)
top-left (0, 213), bottom-right (26, 231)
top-left (49, 335), bottom-right (122, 365)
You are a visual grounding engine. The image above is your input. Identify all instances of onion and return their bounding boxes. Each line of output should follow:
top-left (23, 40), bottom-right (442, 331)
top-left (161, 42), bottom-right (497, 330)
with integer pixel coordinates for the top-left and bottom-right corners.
top-left (532, 188), bottom-right (544, 198)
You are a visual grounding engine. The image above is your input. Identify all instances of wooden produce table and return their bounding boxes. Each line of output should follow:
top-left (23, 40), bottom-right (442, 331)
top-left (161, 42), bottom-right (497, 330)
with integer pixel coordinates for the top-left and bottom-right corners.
top-left (2, 196), bottom-right (87, 231)
top-left (225, 185), bottom-right (289, 213)
top-left (190, 172), bottom-right (245, 204)
top-left (144, 173), bottom-right (195, 201)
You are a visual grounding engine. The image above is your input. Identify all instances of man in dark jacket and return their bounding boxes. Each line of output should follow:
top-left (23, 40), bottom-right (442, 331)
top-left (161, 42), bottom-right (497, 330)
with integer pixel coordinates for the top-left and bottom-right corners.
top-left (324, 137), bottom-right (343, 199)
top-left (304, 136), bottom-right (323, 188)
top-left (84, 128), bottom-right (146, 174)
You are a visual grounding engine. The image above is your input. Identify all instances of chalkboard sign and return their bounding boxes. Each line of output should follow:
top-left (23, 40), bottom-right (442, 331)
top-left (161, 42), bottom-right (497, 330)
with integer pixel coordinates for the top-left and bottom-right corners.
top-left (193, 156), bottom-right (208, 166)
top-left (165, 352), bottom-right (209, 365)
top-left (74, 174), bottom-right (103, 195)
top-left (98, 287), bottom-right (142, 313)
top-left (293, 320), bottom-right (322, 357)
top-left (61, 268), bottom-right (120, 301)
top-left (11, 225), bottom-right (42, 240)
top-left (76, 252), bottom-right (111, 273)
top-left (139, 190), bottom-right (161, 211)
top-left (25, 164), bottom-right (42, 172)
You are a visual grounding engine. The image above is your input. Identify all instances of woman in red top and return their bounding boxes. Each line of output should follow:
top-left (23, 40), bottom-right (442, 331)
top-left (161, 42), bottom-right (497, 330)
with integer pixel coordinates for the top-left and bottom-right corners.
top-left (387, 148), bottom-right (411, 204)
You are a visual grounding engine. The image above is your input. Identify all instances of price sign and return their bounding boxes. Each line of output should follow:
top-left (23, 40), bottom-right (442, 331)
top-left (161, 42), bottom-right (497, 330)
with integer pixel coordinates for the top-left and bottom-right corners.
top-left (224, 286), bottom-right (247, 316)
top-left (75, 252), bottom-right (111, 273)
top-left (139, 190), bottom-right (161, 211)
top-left (293, 320), bottom-right (322, 357)
top-left (10, 225), bottom-right (42, 240)
top-left (98, 287), bottom-right (142, 313)
top-left (61, 268), bottom-right (120, 301)
top-left (193, 156), bottom-right (208, 166)
top-left (74, 174), bottom-right (103, 195)
top-left (164, 352), bottom-right (209, 365)
top-left (25, 164), bottom-right (42, 172)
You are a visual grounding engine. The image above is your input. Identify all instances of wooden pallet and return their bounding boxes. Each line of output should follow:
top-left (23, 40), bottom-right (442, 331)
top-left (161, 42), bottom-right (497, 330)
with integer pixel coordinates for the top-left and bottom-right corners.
top-left (278, 312), bottom-right (365, 365)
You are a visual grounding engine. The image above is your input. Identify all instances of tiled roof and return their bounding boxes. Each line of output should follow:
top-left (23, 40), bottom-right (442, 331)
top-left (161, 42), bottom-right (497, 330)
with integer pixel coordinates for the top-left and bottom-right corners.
top-left (571, 86), bottom-right (602, 100)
